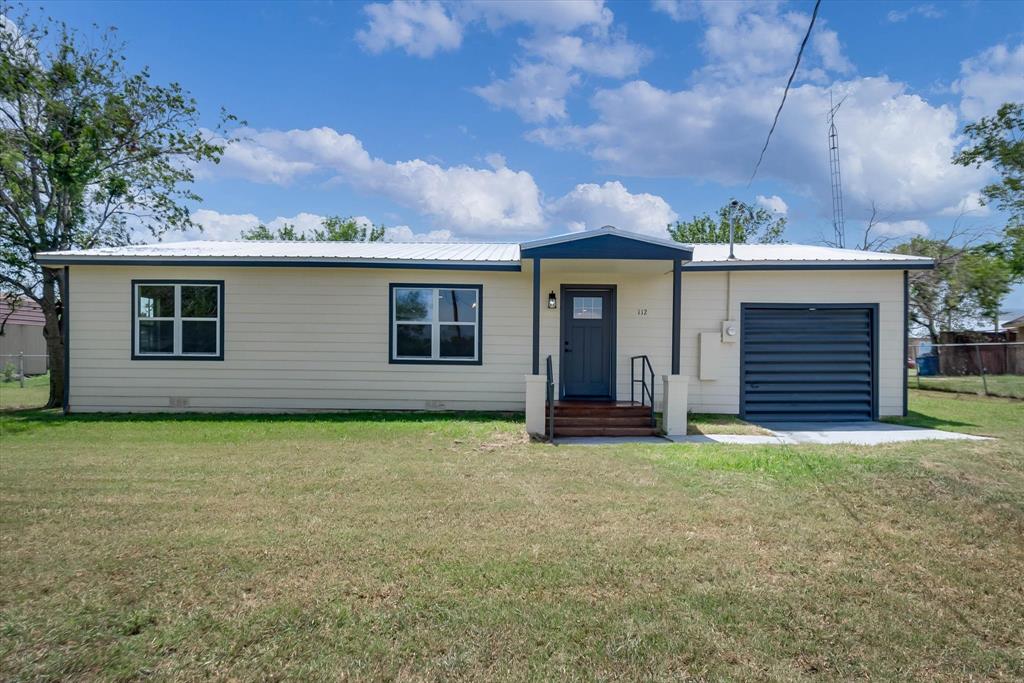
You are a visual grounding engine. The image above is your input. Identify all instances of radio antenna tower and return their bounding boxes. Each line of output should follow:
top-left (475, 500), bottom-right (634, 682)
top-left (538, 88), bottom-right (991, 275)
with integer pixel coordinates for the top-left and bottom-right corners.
top-left (828, 90), bottom-right (847, 248)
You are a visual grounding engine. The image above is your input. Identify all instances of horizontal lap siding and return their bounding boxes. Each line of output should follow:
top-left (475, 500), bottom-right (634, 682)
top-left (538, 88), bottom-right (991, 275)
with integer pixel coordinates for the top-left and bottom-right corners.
top-left (681, 270), bottom-right (904, 417)
top-left (538, 265), bottom-right (673, 408)
top-left (69, 266), bottom-right (530, 412)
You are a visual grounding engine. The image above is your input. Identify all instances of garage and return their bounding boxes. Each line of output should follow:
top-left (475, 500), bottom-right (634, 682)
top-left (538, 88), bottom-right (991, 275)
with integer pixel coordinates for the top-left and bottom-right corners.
top-left (740, 304), bottom-right (877, 422)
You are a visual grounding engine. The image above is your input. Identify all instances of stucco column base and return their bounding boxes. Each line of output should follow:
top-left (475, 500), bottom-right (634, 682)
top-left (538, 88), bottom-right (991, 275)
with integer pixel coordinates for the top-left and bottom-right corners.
top-left (662, 374), bottom-right (689, 437)
top-left (525, 374), bottom-right (548, 437)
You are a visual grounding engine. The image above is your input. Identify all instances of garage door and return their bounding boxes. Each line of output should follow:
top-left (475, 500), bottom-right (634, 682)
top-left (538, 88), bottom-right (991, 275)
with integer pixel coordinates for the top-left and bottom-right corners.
top-left (741, 305), bottom-right (875, 421)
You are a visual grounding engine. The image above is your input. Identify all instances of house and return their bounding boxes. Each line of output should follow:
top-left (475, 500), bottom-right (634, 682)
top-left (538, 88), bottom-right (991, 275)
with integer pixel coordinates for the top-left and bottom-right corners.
top-left (1002, 314), bottom-right (1024, 342)
top-left (36, 227), bottom-right (933, 436)
top-left (0, 298), bottom-right (48, 376)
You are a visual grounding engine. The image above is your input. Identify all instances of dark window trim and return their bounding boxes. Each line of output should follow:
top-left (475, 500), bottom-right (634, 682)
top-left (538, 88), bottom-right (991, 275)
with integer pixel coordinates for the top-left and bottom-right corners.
top-left (903, 270), bottom-right (909, 417)
top-left (388, 283), bottom-right (483, 366)
top-left (739, 303), bottom-right (880, 421)
top-left (130, 279), bottom-right (225, 361)
top-left (559, 284), bottom-right (617, 401)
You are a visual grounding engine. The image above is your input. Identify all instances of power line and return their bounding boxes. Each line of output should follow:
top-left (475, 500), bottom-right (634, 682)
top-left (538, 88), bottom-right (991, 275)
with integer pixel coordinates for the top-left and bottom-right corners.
top-left (748, 0), bottom-right (822, 185)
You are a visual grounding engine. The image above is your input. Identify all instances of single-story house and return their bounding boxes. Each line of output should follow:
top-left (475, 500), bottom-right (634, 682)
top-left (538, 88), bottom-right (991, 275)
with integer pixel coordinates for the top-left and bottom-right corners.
top-left (1002, 314), bottom-right (1024, 342)
top-left (0, 298), bottom-right (48, 376)
top-left (36, 227), bottom-right (933, 436)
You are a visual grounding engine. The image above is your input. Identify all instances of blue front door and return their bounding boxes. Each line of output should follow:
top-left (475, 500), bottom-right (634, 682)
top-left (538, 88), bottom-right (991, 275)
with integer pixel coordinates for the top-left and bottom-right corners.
top-left (561, 288), bottom-right (614, 399)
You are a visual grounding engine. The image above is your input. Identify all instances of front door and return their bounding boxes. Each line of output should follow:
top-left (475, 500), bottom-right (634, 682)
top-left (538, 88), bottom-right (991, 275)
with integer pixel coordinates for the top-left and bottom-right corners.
top-left (561, 287), bottom-right (614, 399)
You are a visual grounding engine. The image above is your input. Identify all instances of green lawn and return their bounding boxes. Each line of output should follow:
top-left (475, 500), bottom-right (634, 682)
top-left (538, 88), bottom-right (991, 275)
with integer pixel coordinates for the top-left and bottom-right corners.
top-left (0, 373), bottom-right (51, 411)
top-left (909, 372), bottom-right (1024, 399)
top-left (1, 392), bottom-right (1022, 680)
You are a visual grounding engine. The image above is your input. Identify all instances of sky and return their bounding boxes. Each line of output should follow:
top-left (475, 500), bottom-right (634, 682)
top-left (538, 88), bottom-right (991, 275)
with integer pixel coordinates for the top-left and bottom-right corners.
top-left (27, 0), bottom-right (1024, 307)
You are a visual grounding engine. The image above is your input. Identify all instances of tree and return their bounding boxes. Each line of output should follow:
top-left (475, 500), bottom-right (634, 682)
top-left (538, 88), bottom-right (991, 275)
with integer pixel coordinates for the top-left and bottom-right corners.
top-left (667, 201), bottom-right (786, 244)
top-left (893, 235), bottom-right (1012, 341)
top-left (240, 215), bottom-right (386, 241)
top-left (1, 9), bottom-right (233, 407)
top-left (953, 101), bottom-right (1023, 277)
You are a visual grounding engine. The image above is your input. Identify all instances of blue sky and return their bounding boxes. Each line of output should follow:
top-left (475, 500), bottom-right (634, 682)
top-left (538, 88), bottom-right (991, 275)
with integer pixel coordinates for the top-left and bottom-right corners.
top-left (38, 0), bottom-right (1024, 306)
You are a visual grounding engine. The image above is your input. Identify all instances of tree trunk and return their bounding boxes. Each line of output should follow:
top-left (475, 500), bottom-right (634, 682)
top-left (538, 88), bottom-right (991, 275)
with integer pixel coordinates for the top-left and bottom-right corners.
top-left (40, 268), bottom-right (65, 410)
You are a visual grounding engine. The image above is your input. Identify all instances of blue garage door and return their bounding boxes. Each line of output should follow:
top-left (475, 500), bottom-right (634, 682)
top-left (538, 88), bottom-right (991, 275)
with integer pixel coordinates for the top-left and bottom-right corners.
top-left (741, 305), bottom-right (876, 421)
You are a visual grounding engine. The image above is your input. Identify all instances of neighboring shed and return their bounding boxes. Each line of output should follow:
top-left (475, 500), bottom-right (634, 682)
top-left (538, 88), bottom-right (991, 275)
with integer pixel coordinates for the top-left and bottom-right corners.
top-left (0, 299), bottom-right (48, 375)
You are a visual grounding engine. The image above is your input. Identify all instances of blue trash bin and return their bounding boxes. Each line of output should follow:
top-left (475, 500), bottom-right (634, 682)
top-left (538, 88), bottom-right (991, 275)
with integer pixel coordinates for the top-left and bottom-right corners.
top-left (917, 354), bottom-right (938, 377)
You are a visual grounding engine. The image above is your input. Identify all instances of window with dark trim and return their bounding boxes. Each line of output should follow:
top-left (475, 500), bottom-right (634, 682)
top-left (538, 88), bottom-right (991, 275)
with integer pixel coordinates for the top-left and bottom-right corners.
top-left (389, 284), bottom-right (482, 364)
top-left (132, 280), bottom-right (224, 360)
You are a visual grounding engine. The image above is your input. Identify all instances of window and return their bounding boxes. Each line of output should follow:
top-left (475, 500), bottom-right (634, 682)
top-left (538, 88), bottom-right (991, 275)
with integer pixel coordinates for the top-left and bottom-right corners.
top-left (390, 284), bottom-right (481, 364)
top-left (133, 281), bottom-right (223, 360)
top-left (573, 296), bottom-right (603, 319)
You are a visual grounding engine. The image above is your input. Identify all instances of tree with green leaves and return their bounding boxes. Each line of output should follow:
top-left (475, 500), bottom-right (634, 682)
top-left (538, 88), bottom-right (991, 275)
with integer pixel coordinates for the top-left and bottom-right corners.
top-left (240, 215), bottom-right (387, 242)
top-left (667, 201), bottom-right (786, 244)
top-left (893, 235), bottom-right (1013, 341)
top-left (953, 101), bottom-right (1023, 278)
top-left (1, 8), bottom-right (234, 407)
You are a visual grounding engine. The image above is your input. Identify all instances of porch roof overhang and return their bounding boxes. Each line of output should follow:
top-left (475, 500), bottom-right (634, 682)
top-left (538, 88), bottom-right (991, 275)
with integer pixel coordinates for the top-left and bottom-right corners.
top-left (520, 227), bottom-right (693, 261)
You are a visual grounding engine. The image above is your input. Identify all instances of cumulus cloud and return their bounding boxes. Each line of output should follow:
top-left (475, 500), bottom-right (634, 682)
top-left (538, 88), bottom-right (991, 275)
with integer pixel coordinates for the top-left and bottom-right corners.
top-left (188, 209), bottom-right (260, 239)
top-left (189, 210), bottom-right (452, 242)
top-left (546, 181), bottom-right (678, 236)
top-left (651, 0), bottom-right (700, 23)
top-left (214, 126), bottom-right (546, 235)
top-left (953, 43), bottom-right (1024, 120)
top-left (472, 62), bottom-right (580, 122)
top-left (872, 219), bottom-right (929, 237)
top-left (518, 34), bottom-right (650, 79)
top-left (356, 0), bottom-right (462, 58)
top-left (755, 194), bottom-right (789, 215)
top-left (458, 0), bottom-right (612, 33)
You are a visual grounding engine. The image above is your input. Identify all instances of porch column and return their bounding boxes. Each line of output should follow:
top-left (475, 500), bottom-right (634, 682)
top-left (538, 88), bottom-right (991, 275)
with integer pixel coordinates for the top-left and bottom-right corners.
top-left (532, 257), bottom-right (541, 375)
top-left (525, 374), bottom-right (547, 436)
top-left (662, 374), bottom-right (688, 436)
top-left (671, 258), bottom-right (681, 374)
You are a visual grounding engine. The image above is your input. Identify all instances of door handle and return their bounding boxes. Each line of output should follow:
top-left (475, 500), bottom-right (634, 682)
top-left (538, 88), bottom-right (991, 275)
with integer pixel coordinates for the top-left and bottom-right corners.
top-left (563, 342), bottom-right (572, 352)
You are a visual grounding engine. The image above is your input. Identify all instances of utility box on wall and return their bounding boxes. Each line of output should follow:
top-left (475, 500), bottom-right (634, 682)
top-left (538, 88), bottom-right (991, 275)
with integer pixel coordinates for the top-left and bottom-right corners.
top-left (721, 320), bottom-right (739, 343)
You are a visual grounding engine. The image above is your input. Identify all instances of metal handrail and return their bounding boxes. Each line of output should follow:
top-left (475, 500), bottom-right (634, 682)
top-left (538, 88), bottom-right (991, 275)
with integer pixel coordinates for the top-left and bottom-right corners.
top-left (545, 355), bottom-right (555, 439)
top-left (630, 355), bottom-right (655, 427)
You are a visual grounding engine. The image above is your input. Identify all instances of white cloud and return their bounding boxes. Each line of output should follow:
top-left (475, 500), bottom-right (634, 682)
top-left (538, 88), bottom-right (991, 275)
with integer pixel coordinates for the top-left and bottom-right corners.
top-left (886, 4), bottom-right (944, 23)
top-left (472, 62), bottom-right (580, 122)
top-left (651, 0), bottom-right (700, 22)
top-left (267, 212), bottom-right (326, 234)
top-left (215, 126), bottom-right (546, 235)
top-left (457, 0), bottom-right (612, 34)
top-left (356, 0), bottom-right (462, 58)
top-left (188, 209), bottom-right (260, 239)
top-left (519, 34), bottom-right (650, 79)
top-left (872, 220), bottom-right (929, 237)
top-left (484, 152), bottom-right (507, 169)
top-left (755, 194), bottom-right (788, 215)
top-left (953, 43), bottom-right (1024, 120)
top-left (531, 73), bottom-right (986, 221)
top-left (547, 181), bottom-right (678, 236)
top-left (382, 225), bottom-right (454, 242)
top-left (939, 191), bottom-right (991, 217)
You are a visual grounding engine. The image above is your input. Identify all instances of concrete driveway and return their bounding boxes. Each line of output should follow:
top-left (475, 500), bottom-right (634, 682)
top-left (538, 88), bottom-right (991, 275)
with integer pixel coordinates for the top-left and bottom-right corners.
top-left (754, 421), bottom-right (990, 446)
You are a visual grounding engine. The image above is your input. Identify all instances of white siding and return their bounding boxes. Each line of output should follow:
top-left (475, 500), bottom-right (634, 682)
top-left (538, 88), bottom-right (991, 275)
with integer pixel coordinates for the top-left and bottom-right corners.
top-left (680, 270), bottom-right (905, 416)
top-left (69, 266), bottom-right (531, 412)
top-left (67, 264), bottom-right (906, 416)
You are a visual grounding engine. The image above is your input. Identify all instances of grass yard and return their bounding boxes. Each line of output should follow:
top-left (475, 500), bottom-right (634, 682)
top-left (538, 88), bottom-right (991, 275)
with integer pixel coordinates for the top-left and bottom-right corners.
top-left (909, 372), bottom-right (1024, 400)
top-left (1, 392), bottom-right (1022, 680)
top-left (0, 373), bottom-right (51, 412)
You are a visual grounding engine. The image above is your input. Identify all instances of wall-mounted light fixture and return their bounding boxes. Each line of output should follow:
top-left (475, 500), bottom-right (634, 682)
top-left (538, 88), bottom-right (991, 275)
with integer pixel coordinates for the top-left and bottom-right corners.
top-left (547, 291), bottom-right (557, 309)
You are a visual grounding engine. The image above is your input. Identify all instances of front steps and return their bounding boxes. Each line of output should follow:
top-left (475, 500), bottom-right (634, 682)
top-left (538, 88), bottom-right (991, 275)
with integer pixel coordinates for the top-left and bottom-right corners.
top-left (552, 401), bottom-right (657, 437)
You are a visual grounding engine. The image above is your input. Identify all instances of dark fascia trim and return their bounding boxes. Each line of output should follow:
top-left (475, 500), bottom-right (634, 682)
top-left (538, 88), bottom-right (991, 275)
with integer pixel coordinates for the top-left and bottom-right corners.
top-left (38, 258), bottom-right (521, 272)
top-left (739, 302), bottom-right (881, 421)
top-left (388, 283), bottom-right (484, 366)
top-left (684, 262), bottom-right (934, 272)
top-left (522, 234), bottom-right (692, 261)
top-left (131, 279), bottom-right (226, 361)
top-left (62, 266), bottom-right (70, 414)
top-left (559, 284), bottom-right (617, 401)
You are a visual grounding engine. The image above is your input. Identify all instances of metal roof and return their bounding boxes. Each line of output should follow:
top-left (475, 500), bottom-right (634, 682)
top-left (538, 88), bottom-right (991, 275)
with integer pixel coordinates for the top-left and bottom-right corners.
top-left (36, 236), bottom-right (933, 268)
top-left (0, 298), bottom-right (45, 326)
